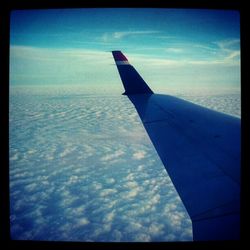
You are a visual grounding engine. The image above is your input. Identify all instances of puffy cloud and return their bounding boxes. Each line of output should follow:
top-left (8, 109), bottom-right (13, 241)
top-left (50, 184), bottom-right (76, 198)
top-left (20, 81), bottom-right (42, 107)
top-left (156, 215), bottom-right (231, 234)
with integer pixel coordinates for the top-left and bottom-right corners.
top-left (137, 165), bottom-right (145, 171)
top-left (124, 181), bottom-right (138, 189)
top-left (100, 149), bottom-right (125, 162)
top-left (105, 178), bottom-right (116, 184)
top-left (163, 233), bottom-right (176, 241)
top-left (76, 218), bottom-right (90, 227)
top-left (59, 148), bottom-right (71, 157)
top-left (10, 153), bottom-right (19, 161)
top-left (25, 183), bottom-right (37, 192)
top-left (103, 210), bottom-right (116, 223)
top-left (164, 203), bottom-right (178, 213)
top-left (9, 86), bottom-right (198, 242)
top-left (133, 233), bottom-right (151, 242)
top-left (92, 224), bottom-right (112, 239)
top-left (99, 189), bottom-right (117, 197)
top-left (91, 182), bottom-right (103, 190)
top-left (150, 194), bottom-right (161, 205)
top-left (126, 189), bottom-right (139, 199)
top-left (111, 230), bottom-right (122, 242)
top-left (66, 175), bottom-right (79, 185)
top-left (126, 173), bottom-right (135, 181)
top-left (133, 150), bottom-right (146, 160)
top-left (148, 222), bottom-right (165, 236)
top-left (178, 92), bottom-right (241, 117)
top-left (125, 221), bottom-right (143, 233)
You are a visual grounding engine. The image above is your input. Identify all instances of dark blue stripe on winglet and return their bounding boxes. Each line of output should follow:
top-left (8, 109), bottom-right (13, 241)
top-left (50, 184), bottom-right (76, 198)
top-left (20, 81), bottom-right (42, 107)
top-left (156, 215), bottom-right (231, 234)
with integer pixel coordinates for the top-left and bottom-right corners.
top-left (112, 51), bottom-right (153, 95)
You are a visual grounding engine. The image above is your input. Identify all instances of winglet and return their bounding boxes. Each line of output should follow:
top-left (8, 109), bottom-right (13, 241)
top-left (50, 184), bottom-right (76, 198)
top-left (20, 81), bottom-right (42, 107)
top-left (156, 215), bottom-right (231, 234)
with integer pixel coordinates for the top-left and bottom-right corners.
top-left (112, 51), bottom-right (153, 95)
top-left (112, 50), bottom-right (129, 64)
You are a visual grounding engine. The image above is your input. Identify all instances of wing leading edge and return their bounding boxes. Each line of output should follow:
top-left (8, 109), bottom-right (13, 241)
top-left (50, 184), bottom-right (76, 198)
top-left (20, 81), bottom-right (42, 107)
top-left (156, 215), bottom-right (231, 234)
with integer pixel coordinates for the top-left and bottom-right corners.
top-left (112, 51), bottom-right (240, 241)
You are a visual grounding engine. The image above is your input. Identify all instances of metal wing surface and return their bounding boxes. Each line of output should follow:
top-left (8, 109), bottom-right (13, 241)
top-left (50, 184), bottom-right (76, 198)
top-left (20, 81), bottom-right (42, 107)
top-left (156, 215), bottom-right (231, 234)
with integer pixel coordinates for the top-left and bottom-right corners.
top-left (112, 51), bottom-right (241, 241)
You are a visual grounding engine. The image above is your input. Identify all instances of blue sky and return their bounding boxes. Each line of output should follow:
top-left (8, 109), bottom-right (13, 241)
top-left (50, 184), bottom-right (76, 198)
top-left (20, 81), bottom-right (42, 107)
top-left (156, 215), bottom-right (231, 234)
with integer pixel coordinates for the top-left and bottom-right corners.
top-left (10, 8), bottom-right (240, 91)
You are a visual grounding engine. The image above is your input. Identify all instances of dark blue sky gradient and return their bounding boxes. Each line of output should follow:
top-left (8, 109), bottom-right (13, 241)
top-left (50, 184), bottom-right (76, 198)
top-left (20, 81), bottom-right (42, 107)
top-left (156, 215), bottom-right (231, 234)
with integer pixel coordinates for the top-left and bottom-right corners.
top-left (10, 8), bottom-right (240, 49)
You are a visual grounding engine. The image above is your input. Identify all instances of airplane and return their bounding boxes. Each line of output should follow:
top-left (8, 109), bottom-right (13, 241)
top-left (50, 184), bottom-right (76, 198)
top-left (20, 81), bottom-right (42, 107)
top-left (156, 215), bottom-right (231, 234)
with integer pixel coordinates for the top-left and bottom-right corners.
top-left (111, 51), bottom-right (240, 241)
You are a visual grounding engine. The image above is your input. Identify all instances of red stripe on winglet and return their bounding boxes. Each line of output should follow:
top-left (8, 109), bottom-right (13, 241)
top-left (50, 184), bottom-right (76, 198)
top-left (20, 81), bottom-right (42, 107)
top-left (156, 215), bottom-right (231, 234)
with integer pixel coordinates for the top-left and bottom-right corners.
top-left (112, 51), bottom-right (128, 61)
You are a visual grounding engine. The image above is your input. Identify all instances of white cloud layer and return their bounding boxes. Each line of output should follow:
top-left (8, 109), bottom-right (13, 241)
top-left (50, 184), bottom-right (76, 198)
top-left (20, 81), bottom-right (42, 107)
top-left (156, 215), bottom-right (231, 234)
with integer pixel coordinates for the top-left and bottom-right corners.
top-left (9, 91), bottom-right (185, 241)
top-left (9, 84), bottom-right (240, 242)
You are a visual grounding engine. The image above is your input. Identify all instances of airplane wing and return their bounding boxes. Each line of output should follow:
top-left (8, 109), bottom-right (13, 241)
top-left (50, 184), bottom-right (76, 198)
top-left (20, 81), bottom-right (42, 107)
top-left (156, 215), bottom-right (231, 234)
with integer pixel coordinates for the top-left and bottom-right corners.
top-left (111, 51), bottom-right (241, 241)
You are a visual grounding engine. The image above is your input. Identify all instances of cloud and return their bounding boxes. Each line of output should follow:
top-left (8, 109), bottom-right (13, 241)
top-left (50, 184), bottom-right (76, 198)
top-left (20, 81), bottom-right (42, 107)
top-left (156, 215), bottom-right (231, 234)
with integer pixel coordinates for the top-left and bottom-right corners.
top-left (126, 188), bottom-right (139, 199)
top-left (131, 52), bottom-right (238, 67)
top-left (24, 183), bottom-right (38, 192)
top-left (137, 165), bottom-right (145, 171)
top-left (10, 86), bottom-right (196, 242)
top-left (148, 222), bottom-right (165, 236)
top-left (101, 30), bottom-right (160, 42)
top-left (66, 175), bottom-right (79, 185)
top-left (10, 81), bottom-right (239, 242)
top-left (91, 182), bottom-right (103, 190)
top-left (216, 39), bottom-right (240, 50)
top-left (168, 212), bottom-right (184, 228)
top-left (225, 50), bottom-right (240, 60)
top-left (133, 150), bottom-right (146, 160)
top-left (165, 48), bottom-right (183, 53)
top-left (73, 205), bottom-right (86, 215)
top-left (126, 173), bottom-right (135, 181)
top-left (111, 230), bottom-right (122, 241)
top-left (114, 30), bottom-right (160, 39)
top-left (103, 210), bottom-right (116, 223)
top-left (60, 190), bottom-right (78, 207)
top-left (149, 194), bottom-right (161, 205)
top-left (12, 199), bottom-right (26, 212)
top-left (10, 153), bottom-right (19, 161)
top-left (106, 178), bottom-right (116, 184)
top-left (92, 223), bottom-right (112, 239)
top-left (99, 189), bottom-right (117, 197)
top-left (179, 93), bottom-right (241, 117)
top-left (133, 233), bottom-right (151, 242)
top-left (124, 181), bottom-right (138, 189)
top-left (59, 148), bottom-right (72, 158)
top-left (76, 218), bottom-right (90, 227)
top-left (125, 221), bottom-right (143, 233)
top-left (164, 203), bottom-right (178, 214)
top-left (214, 39), bottom-right (240, 61)
top-left (100, 149), bottom-right (125, 161)
top-left (193, 44), bottom-right (218, 52)
top-left (127, 39), bottom-right (240, 68)
top-left (163, 233), bottom-right (176, 241)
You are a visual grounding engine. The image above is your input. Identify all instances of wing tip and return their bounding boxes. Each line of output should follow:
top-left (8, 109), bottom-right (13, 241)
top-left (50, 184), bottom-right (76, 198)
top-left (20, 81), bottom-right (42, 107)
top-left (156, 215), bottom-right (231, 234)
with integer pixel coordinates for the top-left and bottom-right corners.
top-left (112, 50), bottom-right (128, 62)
